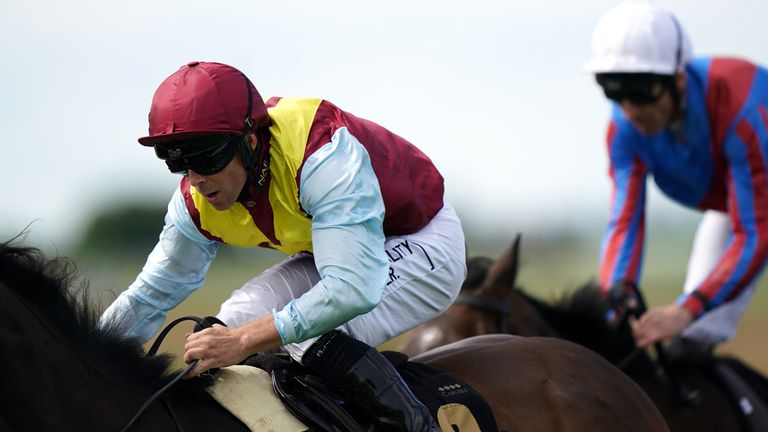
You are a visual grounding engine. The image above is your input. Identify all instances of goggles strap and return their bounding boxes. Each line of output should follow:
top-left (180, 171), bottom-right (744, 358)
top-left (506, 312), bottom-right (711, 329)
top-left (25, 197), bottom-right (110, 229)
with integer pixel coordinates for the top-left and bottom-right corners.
top-left (669, 15), bottom-right (685, 114)
top-left (236, 72), bottom-right (272, 199)
top-left (239, 72), bottom-right (257, 172)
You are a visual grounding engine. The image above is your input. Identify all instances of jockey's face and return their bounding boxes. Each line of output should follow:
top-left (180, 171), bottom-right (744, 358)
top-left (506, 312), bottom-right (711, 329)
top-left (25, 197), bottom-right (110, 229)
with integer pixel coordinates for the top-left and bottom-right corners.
top-left (618, 89), bottom-right (676, 135)
top-left (615, 72), bottom-right (685, 136)
top-left (186, 152), bottom-right (247, 211)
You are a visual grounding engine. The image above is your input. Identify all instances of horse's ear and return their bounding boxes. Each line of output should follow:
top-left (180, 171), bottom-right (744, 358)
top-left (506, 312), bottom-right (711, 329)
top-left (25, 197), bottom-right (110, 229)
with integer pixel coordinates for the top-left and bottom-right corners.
top-left (477, 233), bottom-right (521, 299)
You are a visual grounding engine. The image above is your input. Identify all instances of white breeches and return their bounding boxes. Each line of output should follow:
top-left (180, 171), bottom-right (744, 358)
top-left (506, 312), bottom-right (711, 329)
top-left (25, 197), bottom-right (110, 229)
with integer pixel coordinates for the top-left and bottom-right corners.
top-left (216, 202), bottom-right (466, 362)
top-left (682, 210), bottom-right (757, 344)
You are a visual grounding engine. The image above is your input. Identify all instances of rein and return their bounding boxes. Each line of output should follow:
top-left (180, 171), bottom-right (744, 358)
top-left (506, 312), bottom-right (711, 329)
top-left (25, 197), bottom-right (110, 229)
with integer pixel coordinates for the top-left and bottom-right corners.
top-left (454, 293), bottom-right (510, 333)
top-left (609, 284), bottom-right (704, 407)
top-left (120, 316), bottom-right (206, 432)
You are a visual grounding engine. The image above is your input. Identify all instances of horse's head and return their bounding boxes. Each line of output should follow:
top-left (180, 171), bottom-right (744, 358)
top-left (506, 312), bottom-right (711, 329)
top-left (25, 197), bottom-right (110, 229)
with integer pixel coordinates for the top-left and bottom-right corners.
top-left (454, 234), bottom-right (559, 338)
top-left (399, 235), bottom-right (558, 356)
top-left (459, 238), bottom-right (645, 368)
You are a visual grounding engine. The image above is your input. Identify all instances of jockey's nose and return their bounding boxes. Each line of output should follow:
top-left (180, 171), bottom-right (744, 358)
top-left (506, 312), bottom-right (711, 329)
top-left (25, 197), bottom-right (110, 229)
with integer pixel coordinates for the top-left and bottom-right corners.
top-left (187, 169), bottom-right (206, 186)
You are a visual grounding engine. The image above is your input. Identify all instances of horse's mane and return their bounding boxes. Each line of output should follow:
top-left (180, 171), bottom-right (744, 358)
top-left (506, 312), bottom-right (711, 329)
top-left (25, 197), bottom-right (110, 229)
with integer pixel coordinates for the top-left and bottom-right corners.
top-left (0, 238), bottom-right (177, 387)
top-left (520, 284), bottom-right (645, 364)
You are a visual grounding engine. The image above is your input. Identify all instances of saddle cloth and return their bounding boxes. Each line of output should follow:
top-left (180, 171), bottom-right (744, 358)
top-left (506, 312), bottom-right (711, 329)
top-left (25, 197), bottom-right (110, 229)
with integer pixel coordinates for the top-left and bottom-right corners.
top-left (384, 351), bottom-right (499, 432)
top-left (206, 365), bottom-right (308, 432)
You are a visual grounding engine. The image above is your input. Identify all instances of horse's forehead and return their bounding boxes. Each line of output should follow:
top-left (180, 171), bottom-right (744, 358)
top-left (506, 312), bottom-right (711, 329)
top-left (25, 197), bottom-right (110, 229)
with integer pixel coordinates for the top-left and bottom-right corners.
top-left (462, 257), bottom-right (493, 290)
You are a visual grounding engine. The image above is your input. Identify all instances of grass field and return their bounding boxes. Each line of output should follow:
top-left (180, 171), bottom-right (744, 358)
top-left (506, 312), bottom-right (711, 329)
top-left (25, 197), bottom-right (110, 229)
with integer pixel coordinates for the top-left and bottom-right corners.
top-left (83, 228), bottom-right (768, 375)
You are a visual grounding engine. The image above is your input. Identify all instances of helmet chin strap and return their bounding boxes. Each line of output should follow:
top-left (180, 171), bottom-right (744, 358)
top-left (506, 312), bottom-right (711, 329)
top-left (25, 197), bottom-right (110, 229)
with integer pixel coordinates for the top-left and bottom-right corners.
top-left (670, 76), bottom-right (683, 114)
top-left (237, 126), bottom-right (271, 201)
top-left (667, 73), bottom-right (690, 141)
top-left (240, 118), bottom-right (257, 172)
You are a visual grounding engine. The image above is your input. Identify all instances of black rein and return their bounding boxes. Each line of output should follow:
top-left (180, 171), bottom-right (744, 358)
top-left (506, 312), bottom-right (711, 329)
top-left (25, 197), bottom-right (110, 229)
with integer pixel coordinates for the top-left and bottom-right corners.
top-left (119, 316), bottom-right (206, 432)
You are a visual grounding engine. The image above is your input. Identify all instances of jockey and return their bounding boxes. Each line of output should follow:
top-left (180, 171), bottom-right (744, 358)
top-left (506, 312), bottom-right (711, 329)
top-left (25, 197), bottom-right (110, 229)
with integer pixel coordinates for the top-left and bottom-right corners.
top-left (585, 2), bottom-right (768, 356)
top-left (99, 61), bottom-right (466, 431)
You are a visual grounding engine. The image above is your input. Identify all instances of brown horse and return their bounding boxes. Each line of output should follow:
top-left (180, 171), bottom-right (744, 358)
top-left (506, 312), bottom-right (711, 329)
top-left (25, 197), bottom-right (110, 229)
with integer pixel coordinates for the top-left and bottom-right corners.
top-left (400, 235), bottom-right (764, 432)
top-left (0, 238), bottom-right (668, 431)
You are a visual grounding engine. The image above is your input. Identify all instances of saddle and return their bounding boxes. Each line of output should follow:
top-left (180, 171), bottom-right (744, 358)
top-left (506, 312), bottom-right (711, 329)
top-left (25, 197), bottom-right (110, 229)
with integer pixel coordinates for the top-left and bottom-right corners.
top-left (710, 356), bottom-right (768, 432)
top-left (664, 350), bottom-right (768, 432)
top-left (244, 350), bottom-right (499, 432)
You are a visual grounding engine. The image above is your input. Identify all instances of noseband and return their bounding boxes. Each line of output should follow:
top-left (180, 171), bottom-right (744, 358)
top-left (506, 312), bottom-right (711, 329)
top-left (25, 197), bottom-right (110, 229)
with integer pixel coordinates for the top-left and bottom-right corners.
top-left (453, 293), bottom-right (510, 334)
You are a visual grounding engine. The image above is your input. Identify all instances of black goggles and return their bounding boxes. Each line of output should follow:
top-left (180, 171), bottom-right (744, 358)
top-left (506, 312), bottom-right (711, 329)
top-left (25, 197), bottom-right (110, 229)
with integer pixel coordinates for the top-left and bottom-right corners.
top-left (154, 134), bottom-right (241, 176)
top-left (596, 73), bottom-right (674, 105)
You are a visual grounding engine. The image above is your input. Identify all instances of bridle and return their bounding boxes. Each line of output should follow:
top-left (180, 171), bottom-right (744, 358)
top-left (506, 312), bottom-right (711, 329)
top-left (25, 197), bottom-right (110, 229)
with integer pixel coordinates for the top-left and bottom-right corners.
top-left (119, 316), bottom-right (208, 432)
top-left (608, 282), bottom-right (704, 407)
top-left (453, 292), bottom-right (510, 334)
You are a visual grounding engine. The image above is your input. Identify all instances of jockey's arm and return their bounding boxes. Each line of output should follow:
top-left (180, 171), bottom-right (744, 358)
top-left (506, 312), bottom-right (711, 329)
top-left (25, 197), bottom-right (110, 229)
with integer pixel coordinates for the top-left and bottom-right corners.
top-left (598, 118), bottom-right (648, 293)
top-left (677, 120), bottom-right (768, 319)
top-left (273, 127), bottom-right (389, 344)
top-left (98, 188), bottom-right (219, 342)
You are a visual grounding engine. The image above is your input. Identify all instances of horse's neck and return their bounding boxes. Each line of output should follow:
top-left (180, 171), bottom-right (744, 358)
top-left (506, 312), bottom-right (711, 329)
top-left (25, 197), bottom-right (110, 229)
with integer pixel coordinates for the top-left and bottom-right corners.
top-left (507, 289), bottom-right (558, 337)
top-left (510, 288), bottom-right (646, 366)
top-left (0, 288), bottom-right (155, 430)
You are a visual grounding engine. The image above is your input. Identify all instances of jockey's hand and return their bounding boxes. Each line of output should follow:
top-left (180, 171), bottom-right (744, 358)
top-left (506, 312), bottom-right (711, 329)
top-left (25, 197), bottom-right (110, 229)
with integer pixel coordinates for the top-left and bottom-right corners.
top-left (631, 304), bottom-right (693, 348)
top-left (183, 324), bottom-right (247, 378)
top-left (183, 314), bottom-right (282, 378)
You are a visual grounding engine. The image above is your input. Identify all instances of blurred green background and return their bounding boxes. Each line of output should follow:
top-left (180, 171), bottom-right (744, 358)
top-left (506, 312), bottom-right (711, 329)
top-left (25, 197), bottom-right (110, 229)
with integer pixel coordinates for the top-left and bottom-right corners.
top-left (67, 203), bottom-right (768, 375)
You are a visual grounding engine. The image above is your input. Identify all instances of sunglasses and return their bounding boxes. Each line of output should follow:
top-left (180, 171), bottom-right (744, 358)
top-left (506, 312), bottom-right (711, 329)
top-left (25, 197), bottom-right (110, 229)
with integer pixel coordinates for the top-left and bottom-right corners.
top-left (596, 73), bottom-right (673, 105)
top-left (154, 135), bottom-right (241, 176)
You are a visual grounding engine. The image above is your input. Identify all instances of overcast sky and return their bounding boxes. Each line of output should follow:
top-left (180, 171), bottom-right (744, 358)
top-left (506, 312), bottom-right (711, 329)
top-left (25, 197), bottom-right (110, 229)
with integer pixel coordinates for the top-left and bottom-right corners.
top-left (3, 0), bottom-right (767, 249)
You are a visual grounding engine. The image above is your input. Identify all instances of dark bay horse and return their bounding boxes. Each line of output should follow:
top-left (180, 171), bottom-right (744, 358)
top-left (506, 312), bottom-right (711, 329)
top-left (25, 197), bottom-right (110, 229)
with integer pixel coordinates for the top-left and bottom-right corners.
top-left (400, 236), bottom-right (764, 431)
top-left (0, 239), bottom-right (668, 431)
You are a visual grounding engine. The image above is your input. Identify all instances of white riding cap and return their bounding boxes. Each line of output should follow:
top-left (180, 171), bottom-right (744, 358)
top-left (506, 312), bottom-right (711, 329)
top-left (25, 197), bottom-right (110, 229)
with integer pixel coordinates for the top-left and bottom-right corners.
top-left (583, 1), bottom-right (693, 75)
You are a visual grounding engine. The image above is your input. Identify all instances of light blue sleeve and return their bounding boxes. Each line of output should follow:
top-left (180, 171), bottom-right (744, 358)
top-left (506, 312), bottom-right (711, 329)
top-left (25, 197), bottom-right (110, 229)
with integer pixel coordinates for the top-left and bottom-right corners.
top-left (98, 187), bottom-right (219, 342)
top-left (273, 127), bottom-right (388, 344)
